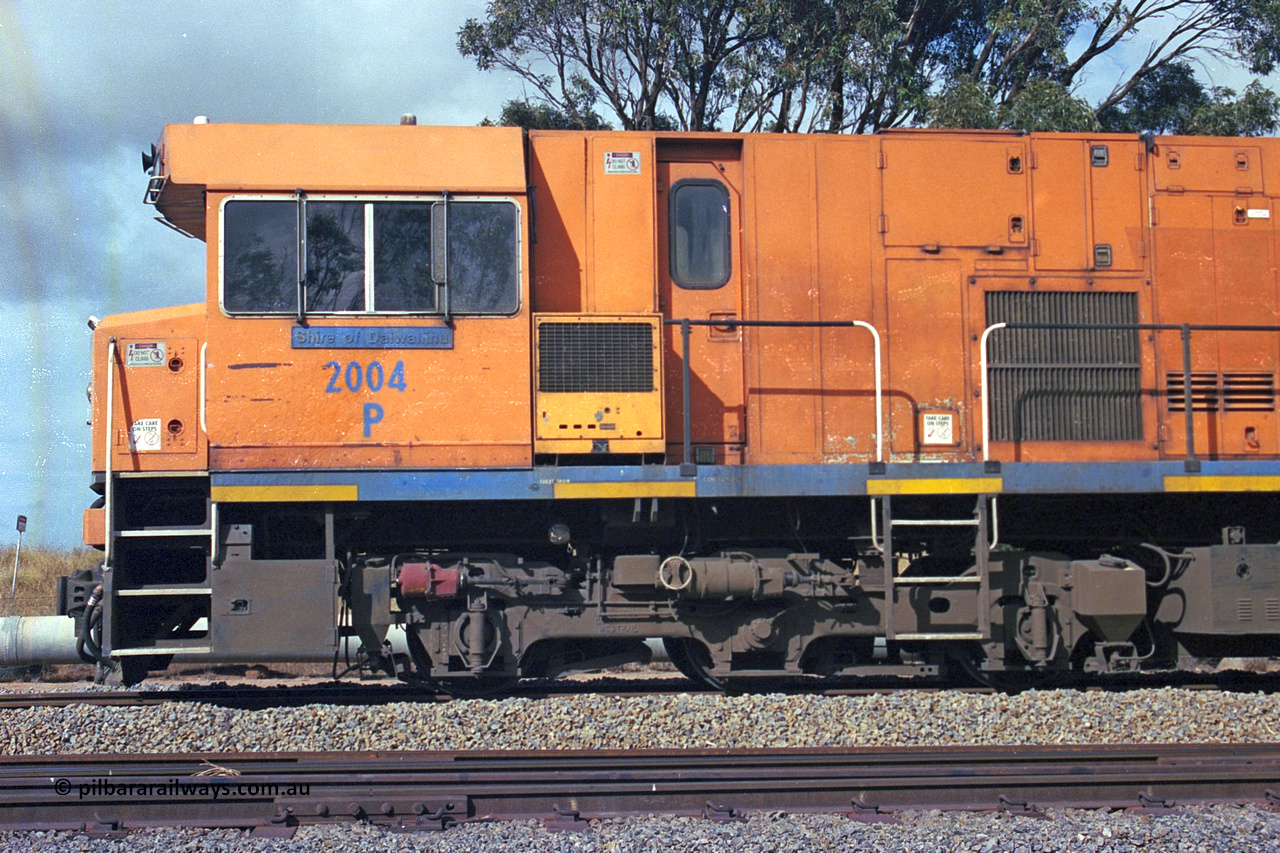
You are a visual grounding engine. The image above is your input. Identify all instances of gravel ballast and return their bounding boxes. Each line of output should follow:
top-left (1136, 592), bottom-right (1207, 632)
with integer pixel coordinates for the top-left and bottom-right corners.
top-left (3, 685), bottom-right (1278, 851)
top-left (0, 687), bottom-right (1277, 754)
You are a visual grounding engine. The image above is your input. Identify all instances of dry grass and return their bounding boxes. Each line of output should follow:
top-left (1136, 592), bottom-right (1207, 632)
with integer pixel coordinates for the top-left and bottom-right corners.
top-left (0, 545), bottom-right (100, 618)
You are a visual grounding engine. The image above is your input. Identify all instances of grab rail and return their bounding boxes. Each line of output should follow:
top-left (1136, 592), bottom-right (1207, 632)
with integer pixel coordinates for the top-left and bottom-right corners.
top-left (666, 318), bottom-right (882, 473)
top-left (104, 338), bottom-right (117, 571)
top-left (980, 321), bottom-right (1280, 471)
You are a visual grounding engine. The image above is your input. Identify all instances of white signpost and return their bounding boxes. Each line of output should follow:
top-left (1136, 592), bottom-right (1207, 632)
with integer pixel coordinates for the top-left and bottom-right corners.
top-left (11, 515), bottom-right (26, 598)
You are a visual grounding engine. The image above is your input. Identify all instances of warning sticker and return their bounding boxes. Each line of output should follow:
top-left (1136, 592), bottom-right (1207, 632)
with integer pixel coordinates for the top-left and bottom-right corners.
top-left (604, 151), bottom-right (642, 175)
top-left (129, 419), bottom-right (162, 452)
top-left (126, 342), bottom-right (166, 367)
top-left (1248, 208), bottom-right (1271, 219)
top-left (921, 413), bottom-right (955, 446)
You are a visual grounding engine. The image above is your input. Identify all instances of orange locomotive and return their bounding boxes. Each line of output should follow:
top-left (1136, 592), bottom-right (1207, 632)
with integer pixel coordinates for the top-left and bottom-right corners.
top-left (64, 120), bottom-right (1280, 688)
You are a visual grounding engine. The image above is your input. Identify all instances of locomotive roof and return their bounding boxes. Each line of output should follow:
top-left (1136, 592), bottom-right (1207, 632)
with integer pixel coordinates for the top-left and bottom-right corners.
top-left (149, 123), bottom-right (527, 240)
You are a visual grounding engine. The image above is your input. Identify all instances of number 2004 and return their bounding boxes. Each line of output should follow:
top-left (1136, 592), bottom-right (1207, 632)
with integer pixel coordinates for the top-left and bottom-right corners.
top-left (324, 360), bottom-right (407, 393)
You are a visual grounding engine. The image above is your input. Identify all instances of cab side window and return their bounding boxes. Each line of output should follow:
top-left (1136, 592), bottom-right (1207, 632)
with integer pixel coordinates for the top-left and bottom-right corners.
top-left (223, 200), bottom-right (297, 313)
top-left (372, 202), bottom-right (435, 312)
top-left (304, 201), bottom-right (365, 312)
top-left (221, 197), bottom-right (520, 316)
top-left (449, 201), bottom-right (519, 314)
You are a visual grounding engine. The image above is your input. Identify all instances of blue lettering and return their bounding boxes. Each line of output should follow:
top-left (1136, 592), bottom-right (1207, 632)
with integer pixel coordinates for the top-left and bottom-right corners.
top-left (322, 361), bottom-right (407, 394)
top-left (324, 362), bottom-right (342, 393)
top-left (389, 361), bottom-right (407, 392)
top-left (292, 327), bottom-right (452, 349)
top-left (363, 403), bottom-right (384, 437)
top-left (345, 361), bottom-right (363, 393)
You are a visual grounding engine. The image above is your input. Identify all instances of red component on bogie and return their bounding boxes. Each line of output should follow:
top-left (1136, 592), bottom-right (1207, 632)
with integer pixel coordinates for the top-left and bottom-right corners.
top-left (398, 562), bottom-right (463, 599)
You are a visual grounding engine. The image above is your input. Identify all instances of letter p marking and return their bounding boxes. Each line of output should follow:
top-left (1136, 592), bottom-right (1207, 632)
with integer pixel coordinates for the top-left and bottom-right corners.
top-left (363, 403), bottom-right (384, 438)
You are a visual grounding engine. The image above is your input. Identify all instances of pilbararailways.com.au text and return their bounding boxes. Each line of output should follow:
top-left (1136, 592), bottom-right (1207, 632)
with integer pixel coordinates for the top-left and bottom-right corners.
top-left (54, 778), bottom-right (310, 800)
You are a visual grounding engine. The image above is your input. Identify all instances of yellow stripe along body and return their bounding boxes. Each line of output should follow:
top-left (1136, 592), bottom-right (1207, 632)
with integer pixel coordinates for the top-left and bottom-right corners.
top-left (210, 485), bottom-right (359, 502)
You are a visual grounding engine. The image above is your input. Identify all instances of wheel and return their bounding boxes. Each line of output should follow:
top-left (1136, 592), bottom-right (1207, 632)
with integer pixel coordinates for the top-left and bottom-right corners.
top-left (662, 638), bottom-right (728, 691)
top-left (950, 648), bottom-right (1052, 694)
top-left (403, 625), bottom-right (519, 698)
top-left (111, 656), bottom-right (154, 687)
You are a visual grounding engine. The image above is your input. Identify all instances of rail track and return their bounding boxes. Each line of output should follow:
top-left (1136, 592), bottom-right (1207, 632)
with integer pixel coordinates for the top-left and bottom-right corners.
top-left (2, 669), bottom-right (1279, 710)
top-left (0, 744), bottom-right (1277, 835)
top-left (0, 676), bottom-right (972, 709)
top-left (0, 683), bottom-right (445, 710)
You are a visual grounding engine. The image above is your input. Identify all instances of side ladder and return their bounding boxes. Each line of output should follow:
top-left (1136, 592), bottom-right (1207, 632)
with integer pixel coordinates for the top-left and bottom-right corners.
top-left (874, 495), bottom-right (995, 644)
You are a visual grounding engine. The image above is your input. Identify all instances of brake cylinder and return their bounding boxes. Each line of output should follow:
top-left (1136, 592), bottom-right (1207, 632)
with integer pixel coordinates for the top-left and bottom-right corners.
top-left (398, 562), bottom-right (463, 598)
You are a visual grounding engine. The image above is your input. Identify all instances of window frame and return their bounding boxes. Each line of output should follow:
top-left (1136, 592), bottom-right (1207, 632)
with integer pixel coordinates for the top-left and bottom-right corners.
top-left (667, 178), bottom-right (732, 290)
top-left (217, 194), bottom-right (523, 318)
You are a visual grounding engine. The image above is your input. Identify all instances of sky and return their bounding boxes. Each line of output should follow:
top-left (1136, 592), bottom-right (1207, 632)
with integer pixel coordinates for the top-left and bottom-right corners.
top-left (0, 1), bottom-right (514, 547)
top-left (0, 1), bottom-right (1276, 548)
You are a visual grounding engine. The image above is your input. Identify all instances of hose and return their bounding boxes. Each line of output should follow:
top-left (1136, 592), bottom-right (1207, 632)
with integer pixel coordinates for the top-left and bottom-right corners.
top-left (1137, 543), bottom-right (1193, 588)
top-left (76, 585), bottom-right (104, 665)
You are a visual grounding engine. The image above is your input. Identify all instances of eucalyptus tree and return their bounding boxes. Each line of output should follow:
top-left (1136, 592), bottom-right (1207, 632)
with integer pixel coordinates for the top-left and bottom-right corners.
top-left (459, 0), bottom-right (1280, 134)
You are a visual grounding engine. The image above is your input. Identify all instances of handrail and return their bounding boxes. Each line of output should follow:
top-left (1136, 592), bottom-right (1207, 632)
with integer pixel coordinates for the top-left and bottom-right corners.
top-left (978, 323), bottom-right (1007, 464)
top-left (199, 341), bottom-right (208, 434)
top-left (980, 321), bottom-right (1280, 471)
top-left (104, 338), bottom-right (117, 571)
top-left (665, 318), bottom-right (882, 473)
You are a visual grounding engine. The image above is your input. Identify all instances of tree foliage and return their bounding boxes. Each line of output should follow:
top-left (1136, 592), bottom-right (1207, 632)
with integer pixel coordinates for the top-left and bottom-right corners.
top-left (1184, 83), bottom-right (1280, 136)
top-left (459, 0), bottom-right (1280, 134)
top-left (458, 0), bottom-right (689, 130)
top-left (927, 76), bottom-right (1099, 132)
top-left (1098, 62), bottom-right (1280, 135)
top-left (482, 98), bottom-right (614, 130)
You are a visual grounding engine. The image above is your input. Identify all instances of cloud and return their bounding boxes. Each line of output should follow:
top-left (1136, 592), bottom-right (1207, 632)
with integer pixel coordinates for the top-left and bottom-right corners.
top-left (0, 297), bottom-right (97, 547)
top-left (0, 1), bottom-right (505, 545)
top-left (3, 2), bottom-right (498, 142)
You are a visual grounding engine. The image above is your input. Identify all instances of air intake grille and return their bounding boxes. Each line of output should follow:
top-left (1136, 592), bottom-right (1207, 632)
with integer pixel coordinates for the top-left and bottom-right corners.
top-left (1239, 599), bottom-right (1254, 622)
top-left (1165, 372), bottom-right (1218, 411)
top-left (1167, 372), bottom-right (1276, 412)
top-left (1226, 373), bottom-right (1277, 410)
top-left (986, 292), bottom-right (1142, 442)
top-left (538, 322), bottom-right (655, 393)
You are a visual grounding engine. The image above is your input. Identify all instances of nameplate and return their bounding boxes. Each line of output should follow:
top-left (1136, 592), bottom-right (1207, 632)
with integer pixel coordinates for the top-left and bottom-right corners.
top-left (291, 326), bottom-right (454, 349)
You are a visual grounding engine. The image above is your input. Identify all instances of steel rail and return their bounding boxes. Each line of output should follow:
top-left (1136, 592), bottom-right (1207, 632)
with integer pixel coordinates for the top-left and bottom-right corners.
top-left (0, 744), bottom-right (1278, 833)
top-left (0, 681), bottom-right (958, 710)
top-left (8, 671), bottom-right (1280, 709)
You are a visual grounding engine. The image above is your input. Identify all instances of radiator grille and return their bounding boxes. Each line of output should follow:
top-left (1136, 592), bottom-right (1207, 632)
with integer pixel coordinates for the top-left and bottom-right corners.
top-left (1167, 372), bottom-right (1276, 412)
top-left (986, 292), bottom-right (1142, 441)
top-left (538, 322), bottom-right (655, 393)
